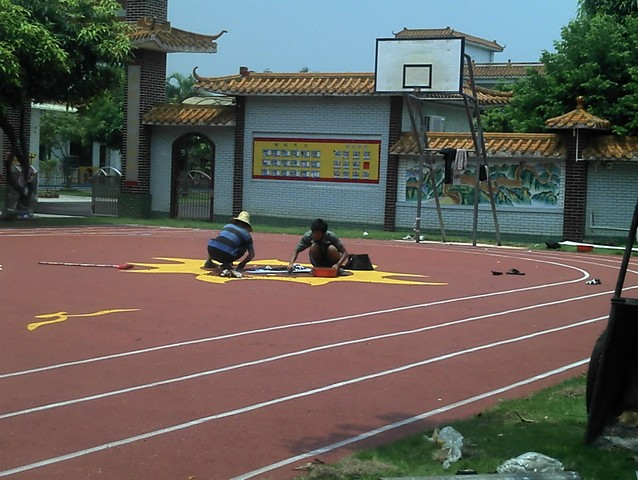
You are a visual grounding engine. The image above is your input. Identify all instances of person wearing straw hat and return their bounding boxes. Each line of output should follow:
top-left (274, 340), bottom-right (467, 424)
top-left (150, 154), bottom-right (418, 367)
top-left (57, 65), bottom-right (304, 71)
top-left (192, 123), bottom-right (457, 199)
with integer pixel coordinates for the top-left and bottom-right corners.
top-left (204, 211), bottom-right (255, 275)
top-left (287, 218), bottom-right (348, 273)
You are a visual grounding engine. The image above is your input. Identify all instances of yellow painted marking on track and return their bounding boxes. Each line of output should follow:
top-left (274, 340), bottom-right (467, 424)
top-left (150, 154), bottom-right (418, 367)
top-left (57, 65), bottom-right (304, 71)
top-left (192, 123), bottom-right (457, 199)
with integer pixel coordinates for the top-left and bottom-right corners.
top-left (28, 309), bottom-right (140, 331)
top-left (129, 258), bottom-right (446, 287)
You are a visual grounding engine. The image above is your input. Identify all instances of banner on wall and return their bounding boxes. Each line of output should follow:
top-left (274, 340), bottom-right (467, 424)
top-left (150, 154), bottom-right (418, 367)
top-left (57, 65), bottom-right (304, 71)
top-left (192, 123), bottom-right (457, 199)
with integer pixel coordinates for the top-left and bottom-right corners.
top-left (252, 137), bottom-right (381, 183)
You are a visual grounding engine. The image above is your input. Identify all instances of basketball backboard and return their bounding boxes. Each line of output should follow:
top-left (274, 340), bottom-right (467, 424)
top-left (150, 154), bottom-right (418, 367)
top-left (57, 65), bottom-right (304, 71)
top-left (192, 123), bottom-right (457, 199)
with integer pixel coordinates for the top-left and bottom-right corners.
top-left (374, 37), bottom-right (465, 94)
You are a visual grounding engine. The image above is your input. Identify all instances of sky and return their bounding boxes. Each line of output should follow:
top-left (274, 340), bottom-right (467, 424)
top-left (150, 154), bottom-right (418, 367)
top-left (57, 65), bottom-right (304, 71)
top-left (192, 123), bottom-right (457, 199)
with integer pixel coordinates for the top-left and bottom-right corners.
top-left (166, 0), bottom-right (580, 78)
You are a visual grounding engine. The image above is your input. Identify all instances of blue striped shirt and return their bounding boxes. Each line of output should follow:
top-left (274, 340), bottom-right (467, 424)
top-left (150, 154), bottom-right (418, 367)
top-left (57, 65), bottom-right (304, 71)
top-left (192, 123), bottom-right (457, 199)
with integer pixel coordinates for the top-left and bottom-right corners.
top-left (208, 223), bottom-right (254, 257)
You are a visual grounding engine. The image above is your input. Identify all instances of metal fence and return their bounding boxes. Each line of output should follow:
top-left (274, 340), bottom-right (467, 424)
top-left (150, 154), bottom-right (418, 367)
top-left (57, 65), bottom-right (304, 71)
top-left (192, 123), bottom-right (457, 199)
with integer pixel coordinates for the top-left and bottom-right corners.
top-left (92, 167), bottom-right (121, 216)
top-left (176, 170), bottom-right (213, 220)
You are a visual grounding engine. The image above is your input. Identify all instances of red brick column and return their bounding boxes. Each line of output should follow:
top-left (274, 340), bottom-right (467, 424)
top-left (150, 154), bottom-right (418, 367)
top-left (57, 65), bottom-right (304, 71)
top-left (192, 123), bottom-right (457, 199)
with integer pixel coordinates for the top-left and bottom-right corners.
top-left (383, 96), bottom-right (403, 231)
top-left (120, 0), bottom-right (168, 216)
top-left (562, 130), bottom-right (588, 241)
top-left (232, 97), bottom-right (246, 215)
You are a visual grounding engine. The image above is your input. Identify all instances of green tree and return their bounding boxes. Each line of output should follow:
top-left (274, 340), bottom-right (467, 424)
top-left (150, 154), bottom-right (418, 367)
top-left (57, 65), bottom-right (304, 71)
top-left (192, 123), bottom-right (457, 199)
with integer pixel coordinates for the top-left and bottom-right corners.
top-left (39, 110), bottom-right (83, 163)
top-left (579, 0), bottom-right (638, 17)
top-left (0, 0), bottom-right (131, 207)
top-left (79, 68), bottom-right (126, 151)
top-left (483, 12), bottom-right (638, 135)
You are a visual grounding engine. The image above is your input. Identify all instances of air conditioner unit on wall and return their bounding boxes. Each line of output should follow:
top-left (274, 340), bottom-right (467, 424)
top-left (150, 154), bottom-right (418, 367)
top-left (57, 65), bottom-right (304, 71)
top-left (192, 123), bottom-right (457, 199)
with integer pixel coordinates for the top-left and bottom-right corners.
top-left (424, 115), bottom-right (445, 132)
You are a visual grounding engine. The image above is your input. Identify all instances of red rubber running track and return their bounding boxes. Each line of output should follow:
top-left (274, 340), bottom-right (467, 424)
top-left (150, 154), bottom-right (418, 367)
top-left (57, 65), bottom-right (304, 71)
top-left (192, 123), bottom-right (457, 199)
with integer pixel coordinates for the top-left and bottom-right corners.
top-left (0, 225), bottom-right (634, 479)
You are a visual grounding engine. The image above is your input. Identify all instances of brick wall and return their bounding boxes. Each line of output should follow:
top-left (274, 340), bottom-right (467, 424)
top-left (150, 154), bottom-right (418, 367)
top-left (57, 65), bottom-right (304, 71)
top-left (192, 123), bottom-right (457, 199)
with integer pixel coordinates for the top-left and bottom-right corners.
top-left (395, 202), bottom-right (565, 238)
top-left (586, 161), bottom-right (638, 239)
top-left (125, 0), bottom-right (167, 21)
top-left (240, 96), bottom-right (391, 226)
top-left (394, 156), bottom-right (566, 238)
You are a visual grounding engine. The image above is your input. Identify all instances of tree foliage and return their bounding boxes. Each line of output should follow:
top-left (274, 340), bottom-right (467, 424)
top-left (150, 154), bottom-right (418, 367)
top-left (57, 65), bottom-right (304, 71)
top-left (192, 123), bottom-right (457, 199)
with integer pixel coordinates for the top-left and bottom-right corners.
top-left (165, 73), bottom-right (197, 103)
top-left (79, 67), bottom-right (125, 150)
top-left (578, 0), bottom-right (638, 17)
top-left (39, 110), bottom-right (83, 162)
top-left (483, 11), bottom-right (638, 136)
top-left (0, 0), bottom-right (131, 194)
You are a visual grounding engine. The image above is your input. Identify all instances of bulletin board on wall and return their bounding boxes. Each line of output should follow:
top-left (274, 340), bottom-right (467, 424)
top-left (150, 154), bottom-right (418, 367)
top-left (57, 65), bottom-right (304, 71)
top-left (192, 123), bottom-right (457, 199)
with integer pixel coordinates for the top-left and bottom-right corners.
top-left (252, 137), bottom-right (381, 183)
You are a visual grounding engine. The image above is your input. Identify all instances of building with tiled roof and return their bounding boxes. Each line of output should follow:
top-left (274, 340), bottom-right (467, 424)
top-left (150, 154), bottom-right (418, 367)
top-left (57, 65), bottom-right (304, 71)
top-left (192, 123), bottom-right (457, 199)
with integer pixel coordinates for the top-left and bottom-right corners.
top-left (470, 62), bottom-right (544, 80)
top-left (147, 65), bottom-right (638, 241)
top-left (394, 27), bottom-right (503, 53)
top-left (468, 62), bottom-right (544, 88)
top-left (119, 6), bottom-right (636, 242)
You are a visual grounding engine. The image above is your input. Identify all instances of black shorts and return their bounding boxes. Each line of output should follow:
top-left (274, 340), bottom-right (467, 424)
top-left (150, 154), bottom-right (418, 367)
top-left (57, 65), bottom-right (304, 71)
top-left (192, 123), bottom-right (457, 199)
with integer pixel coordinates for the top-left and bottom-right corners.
top-left (310, 245), bottom-right (332, 268)
top-left (208, 246), bottom-right (236, 266)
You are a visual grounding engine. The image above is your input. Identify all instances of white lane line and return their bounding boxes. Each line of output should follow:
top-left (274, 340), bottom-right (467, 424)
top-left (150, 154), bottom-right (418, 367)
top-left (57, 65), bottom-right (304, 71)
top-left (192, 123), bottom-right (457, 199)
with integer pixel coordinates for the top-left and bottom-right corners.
top-left (0, 318), bottom-right (601, 477)
top-left (0, 283), bottom-right (609, 418)
top-left (0, 227), bottom-right (202, 238)
top-left (0, 260), bottom-right (603, 380)
top-left (231, 358), bottom-right (589, 480)
top-left (0, 285), bottom-right (609, 420)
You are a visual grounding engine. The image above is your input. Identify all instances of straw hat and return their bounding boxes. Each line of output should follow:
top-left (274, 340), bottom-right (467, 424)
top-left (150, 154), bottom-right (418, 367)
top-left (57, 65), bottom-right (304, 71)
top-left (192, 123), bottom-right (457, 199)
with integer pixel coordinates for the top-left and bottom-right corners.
top-left (232, 211), bottom-right (252, 230)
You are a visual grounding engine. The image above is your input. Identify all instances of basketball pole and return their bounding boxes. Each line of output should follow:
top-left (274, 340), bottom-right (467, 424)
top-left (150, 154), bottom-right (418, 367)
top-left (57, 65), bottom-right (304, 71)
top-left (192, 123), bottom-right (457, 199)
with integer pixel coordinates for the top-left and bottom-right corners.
top-left (404, 92), bottom-right (446, 243)
top-left (462, 53), bottom-right (502, 246)
top-left (373, 37), bottom-right (499, 245)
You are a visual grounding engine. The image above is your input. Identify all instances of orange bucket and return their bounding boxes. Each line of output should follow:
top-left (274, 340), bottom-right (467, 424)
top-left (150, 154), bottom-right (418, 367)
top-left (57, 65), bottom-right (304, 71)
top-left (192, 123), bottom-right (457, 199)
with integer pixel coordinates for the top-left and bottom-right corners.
top-left (312, 267), bottom-right (338, 277)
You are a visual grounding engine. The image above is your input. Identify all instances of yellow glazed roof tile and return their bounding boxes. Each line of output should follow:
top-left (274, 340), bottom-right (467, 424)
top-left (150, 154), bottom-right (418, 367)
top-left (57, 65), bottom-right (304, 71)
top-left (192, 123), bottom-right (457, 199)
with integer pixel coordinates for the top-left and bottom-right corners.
top-left (545, 97), bottom-right (611, 130)
top-left (468, 62), bottom-right (544, 79)
top-left (195, 71), bottom-right (511, 105)
top-left (390, 132), bottom-right (566, 157)
top-left (196, 72), bottom-right (375, 96)
top-left (142, 104), bottom-right (235, 126)
top-left (583, 136), bottom-right (638, 160)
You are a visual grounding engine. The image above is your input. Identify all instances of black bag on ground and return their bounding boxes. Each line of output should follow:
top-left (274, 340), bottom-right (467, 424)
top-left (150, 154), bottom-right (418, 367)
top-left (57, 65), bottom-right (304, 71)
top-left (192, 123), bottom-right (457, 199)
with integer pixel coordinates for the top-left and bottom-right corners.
top-left (344, 253), bottom-right (373, 270)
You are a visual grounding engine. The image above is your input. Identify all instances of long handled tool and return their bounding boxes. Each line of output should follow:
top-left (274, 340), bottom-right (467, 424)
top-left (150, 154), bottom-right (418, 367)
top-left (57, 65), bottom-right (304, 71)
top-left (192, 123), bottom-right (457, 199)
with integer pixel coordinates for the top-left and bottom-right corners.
top-left (39, 261), bottom-right (134, 270)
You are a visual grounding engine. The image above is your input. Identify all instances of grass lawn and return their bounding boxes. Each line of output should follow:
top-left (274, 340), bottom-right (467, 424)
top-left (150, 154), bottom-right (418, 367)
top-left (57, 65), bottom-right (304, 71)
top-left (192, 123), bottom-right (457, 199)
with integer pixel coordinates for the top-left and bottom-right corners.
top-left (296, 375), bottom-right (637, 480)
top-left (1, 213), bottom-right (631, 255)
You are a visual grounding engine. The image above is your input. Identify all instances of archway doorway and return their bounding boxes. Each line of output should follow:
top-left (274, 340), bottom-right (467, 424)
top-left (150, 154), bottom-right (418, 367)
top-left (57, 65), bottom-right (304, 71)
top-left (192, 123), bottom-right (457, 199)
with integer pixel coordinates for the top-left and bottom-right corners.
top-left (170, 133), bottom-right (215, 220)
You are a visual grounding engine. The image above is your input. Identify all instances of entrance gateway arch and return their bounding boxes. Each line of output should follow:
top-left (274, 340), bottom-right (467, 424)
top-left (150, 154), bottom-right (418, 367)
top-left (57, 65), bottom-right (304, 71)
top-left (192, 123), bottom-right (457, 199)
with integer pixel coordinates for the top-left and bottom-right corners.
top-left (170, 133), bottom-right (215, 220)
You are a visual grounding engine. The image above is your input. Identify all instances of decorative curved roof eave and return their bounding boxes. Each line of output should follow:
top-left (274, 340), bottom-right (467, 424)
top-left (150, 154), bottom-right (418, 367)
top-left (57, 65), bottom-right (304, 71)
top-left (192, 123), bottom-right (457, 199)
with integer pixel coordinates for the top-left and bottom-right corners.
top-left (193, 70), bottom-right (512, 105)
top-left (128, 18), bottom-right (226, 53)
top-left (142, 103), bottom-right (235, 126)
top-left (389, 132), bottom-right (567, 158)
top-left (545, 96), bottom-right (611, 131)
